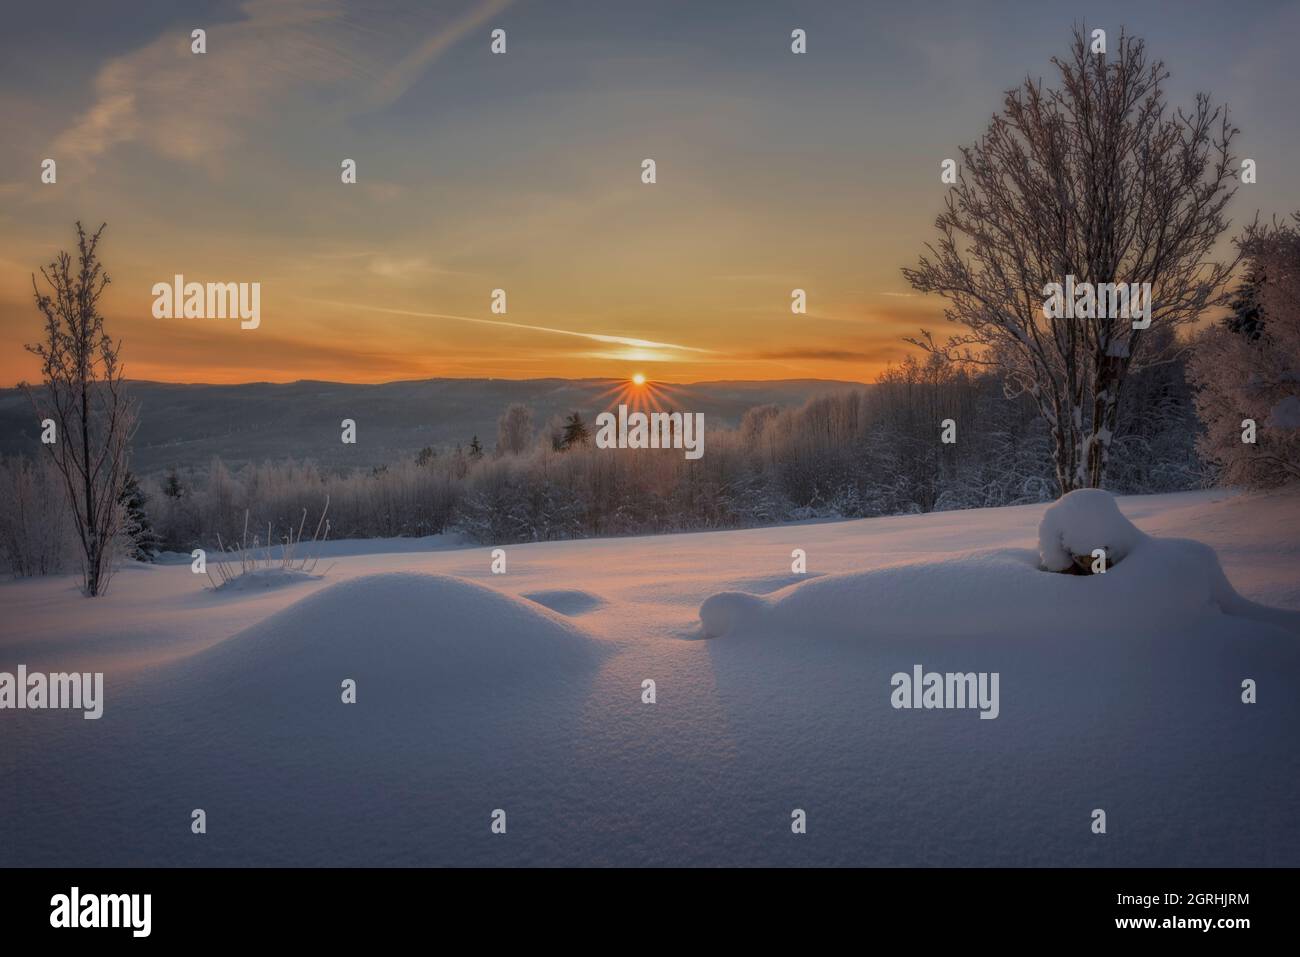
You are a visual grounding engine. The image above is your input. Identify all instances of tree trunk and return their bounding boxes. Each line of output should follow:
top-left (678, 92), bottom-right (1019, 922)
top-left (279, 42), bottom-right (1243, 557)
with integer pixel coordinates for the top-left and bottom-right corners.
top-left (80, 378), bottom-right (99, 596)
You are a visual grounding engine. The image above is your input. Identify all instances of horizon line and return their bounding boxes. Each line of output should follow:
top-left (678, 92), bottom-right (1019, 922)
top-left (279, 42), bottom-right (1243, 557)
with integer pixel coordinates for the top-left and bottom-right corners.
top-left (1, 373), bottom-right (874, 390)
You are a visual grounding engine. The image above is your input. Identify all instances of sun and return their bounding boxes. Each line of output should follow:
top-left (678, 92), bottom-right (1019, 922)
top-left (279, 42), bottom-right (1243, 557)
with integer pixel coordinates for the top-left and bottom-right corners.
top-left (632, 373), bottom-right (646, 386)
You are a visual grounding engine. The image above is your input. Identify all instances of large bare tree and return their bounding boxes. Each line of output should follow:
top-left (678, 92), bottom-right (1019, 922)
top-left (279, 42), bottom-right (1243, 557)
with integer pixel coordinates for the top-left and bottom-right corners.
top-left (903, 27), bottom-right (1240, 494)
top-left (22, 222), bottom-right (137, 596)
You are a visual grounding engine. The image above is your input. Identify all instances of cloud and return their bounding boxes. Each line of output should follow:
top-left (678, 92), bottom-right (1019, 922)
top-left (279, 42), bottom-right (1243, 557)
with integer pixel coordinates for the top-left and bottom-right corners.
top-left (52, 0), bottom-right (350, 169)
top-left (749, 348), bottom-right (877, 362)
top-left (367, 256), bottom-right (441, 280)
top-left (361, 0), bottom-right (513, 110)
top-left (49, 0), bottom-right (507, 172)
top-left (302, 298), bottom-right (716, 355)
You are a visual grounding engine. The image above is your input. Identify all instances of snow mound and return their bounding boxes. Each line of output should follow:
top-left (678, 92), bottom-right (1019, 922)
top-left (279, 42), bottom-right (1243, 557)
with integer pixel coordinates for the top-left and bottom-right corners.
top-left (699, 538), bottom-right (1300, 640)
top-left (186, 572), bottom-right (605, 693)
top-left (1037, 488), bottom-right (1142, 572)
top-left (699, 590), bottom-right (770, 638)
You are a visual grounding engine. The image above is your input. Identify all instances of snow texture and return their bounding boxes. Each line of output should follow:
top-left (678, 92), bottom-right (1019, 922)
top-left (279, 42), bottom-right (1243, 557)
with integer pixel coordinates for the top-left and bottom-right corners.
top-left (4, 488), bottom-right (1299, 866)
top-left (212, 567), bottom-right (322, 591)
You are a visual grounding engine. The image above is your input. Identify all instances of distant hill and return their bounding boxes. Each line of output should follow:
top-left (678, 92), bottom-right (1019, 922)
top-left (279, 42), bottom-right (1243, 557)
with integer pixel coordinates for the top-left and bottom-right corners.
top-left (0, 378), bottom-right (865, 474)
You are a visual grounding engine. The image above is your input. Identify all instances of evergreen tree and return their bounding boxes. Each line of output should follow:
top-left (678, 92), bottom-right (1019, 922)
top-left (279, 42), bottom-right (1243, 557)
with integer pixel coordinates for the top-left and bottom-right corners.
top-left (468, 435), bottom-right (484, 460)
top-left (162, 468), bottom-right (184, 498)
top-left (415, 446), bottom-right (436, 467)
top-left (119, 471), bottom-right (158, 562)
top-left (1225, 262), bottom-right (1267, 340)
top-left (561, 412), bottom-right (590, 450)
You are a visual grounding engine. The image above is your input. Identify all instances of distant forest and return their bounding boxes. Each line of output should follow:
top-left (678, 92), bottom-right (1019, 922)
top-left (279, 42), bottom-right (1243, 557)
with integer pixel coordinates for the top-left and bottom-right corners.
top-left (1, 336), bottom-right (1205, 569)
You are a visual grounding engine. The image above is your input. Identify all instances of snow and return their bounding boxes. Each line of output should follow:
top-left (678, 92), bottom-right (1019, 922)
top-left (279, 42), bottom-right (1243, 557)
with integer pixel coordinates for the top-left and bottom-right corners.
top-left (211, 567), bottom-right (323, 592)
top-left (1037, 488), bottom-right (1143, 571)
top-left (699, 535), bottom-right (1300, 640)
top-left (198, 572), bottom-right (605, 684)
top-left (3, 487), bottom-right (1299, 866)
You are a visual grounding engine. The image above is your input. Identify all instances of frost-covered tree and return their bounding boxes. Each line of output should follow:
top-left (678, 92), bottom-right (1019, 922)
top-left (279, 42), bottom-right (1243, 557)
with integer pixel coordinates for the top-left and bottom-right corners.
top-left (21, 223), bottom-right (137, 595)
top-left (496, 403), bottom-right (534, 456)
top-left (119, 471), bottom-right (159, 561)
top-left (0, 456), bottom-right (74, 576)
top-left (1189, 214), bottom-right (1300, 487)
top-left (903, 27), bottom-right (1239, 494)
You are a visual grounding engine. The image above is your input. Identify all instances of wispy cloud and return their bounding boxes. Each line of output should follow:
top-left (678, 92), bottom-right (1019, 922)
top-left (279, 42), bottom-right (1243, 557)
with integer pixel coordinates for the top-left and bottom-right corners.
top-left (52, 0), bottom-right (351, 169)
top-left (366, 256), bottom-right (447, 280)
top-left (49, 0), bottom-right (507, 172)
top-left (303, 298), bottom-right (716, 354)
top-left (750, 348), bottom-right (876, 362)
top-left (361, 0), bottom-right (513, 109)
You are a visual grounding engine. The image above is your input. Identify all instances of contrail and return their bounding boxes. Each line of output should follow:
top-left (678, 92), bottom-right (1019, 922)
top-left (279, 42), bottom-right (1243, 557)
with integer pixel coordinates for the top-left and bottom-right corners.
top-left (364, 0), bottom-right (516, 110)
top-left (303, 298), bottom-right (716, 354)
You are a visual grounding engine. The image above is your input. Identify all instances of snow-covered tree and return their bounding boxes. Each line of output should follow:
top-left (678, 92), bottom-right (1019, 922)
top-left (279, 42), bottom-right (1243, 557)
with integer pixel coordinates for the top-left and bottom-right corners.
top-left (496, 403), bottom-right (534, 456)
top-left (903, 27), bottom-right (1239, 495)
top-left (1189, 214), bottom-right (1300, 487)
top-left (0, 456), bottom-right (74, 576)
top-left (119, 471), bottom-right (159, 561)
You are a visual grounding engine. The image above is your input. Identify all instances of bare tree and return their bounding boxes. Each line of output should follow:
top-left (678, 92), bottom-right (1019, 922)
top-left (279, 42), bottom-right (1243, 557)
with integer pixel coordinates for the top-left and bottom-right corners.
top-left (22, 222), bottom-right (137, 596)
top-left (903, 27), bottom-right (1240, 494)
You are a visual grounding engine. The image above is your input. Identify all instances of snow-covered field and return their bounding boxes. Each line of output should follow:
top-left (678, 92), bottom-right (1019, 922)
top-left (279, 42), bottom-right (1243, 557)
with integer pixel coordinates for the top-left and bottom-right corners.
top-left (2, 487), bottom-right (1298, 866)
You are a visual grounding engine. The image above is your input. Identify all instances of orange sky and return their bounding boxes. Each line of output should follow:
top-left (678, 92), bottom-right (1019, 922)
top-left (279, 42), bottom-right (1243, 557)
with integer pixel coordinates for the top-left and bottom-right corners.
top-left (3, 0), bottom-right (1297, 386)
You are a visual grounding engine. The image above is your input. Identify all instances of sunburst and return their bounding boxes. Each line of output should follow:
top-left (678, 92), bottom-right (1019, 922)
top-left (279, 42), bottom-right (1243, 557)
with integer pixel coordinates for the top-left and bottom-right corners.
top-left (593, 376), bottom-right (692, 415)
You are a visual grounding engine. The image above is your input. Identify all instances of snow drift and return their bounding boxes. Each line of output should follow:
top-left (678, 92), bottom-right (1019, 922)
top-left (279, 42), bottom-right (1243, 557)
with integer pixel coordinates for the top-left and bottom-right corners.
top-left (188, 571), bottom-right (605, 690)
top-left (4, 573), bottom-right (611, 866)
top-left (700, 490), bottom-right (1300, 639)
top-left (6, 490), bottom-right (1299, 867)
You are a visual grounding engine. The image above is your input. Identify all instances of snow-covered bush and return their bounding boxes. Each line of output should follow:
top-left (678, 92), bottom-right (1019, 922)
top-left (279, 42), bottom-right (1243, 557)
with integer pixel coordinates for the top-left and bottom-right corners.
top-left (1037, 488), bottom-right (1142, 573)
top-left (0, 455), bottom-right (76, 576)
top-left (1189, 213), bottom-right (1300, 488)
top-left (699, 509), bottom-right (1300, 639)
